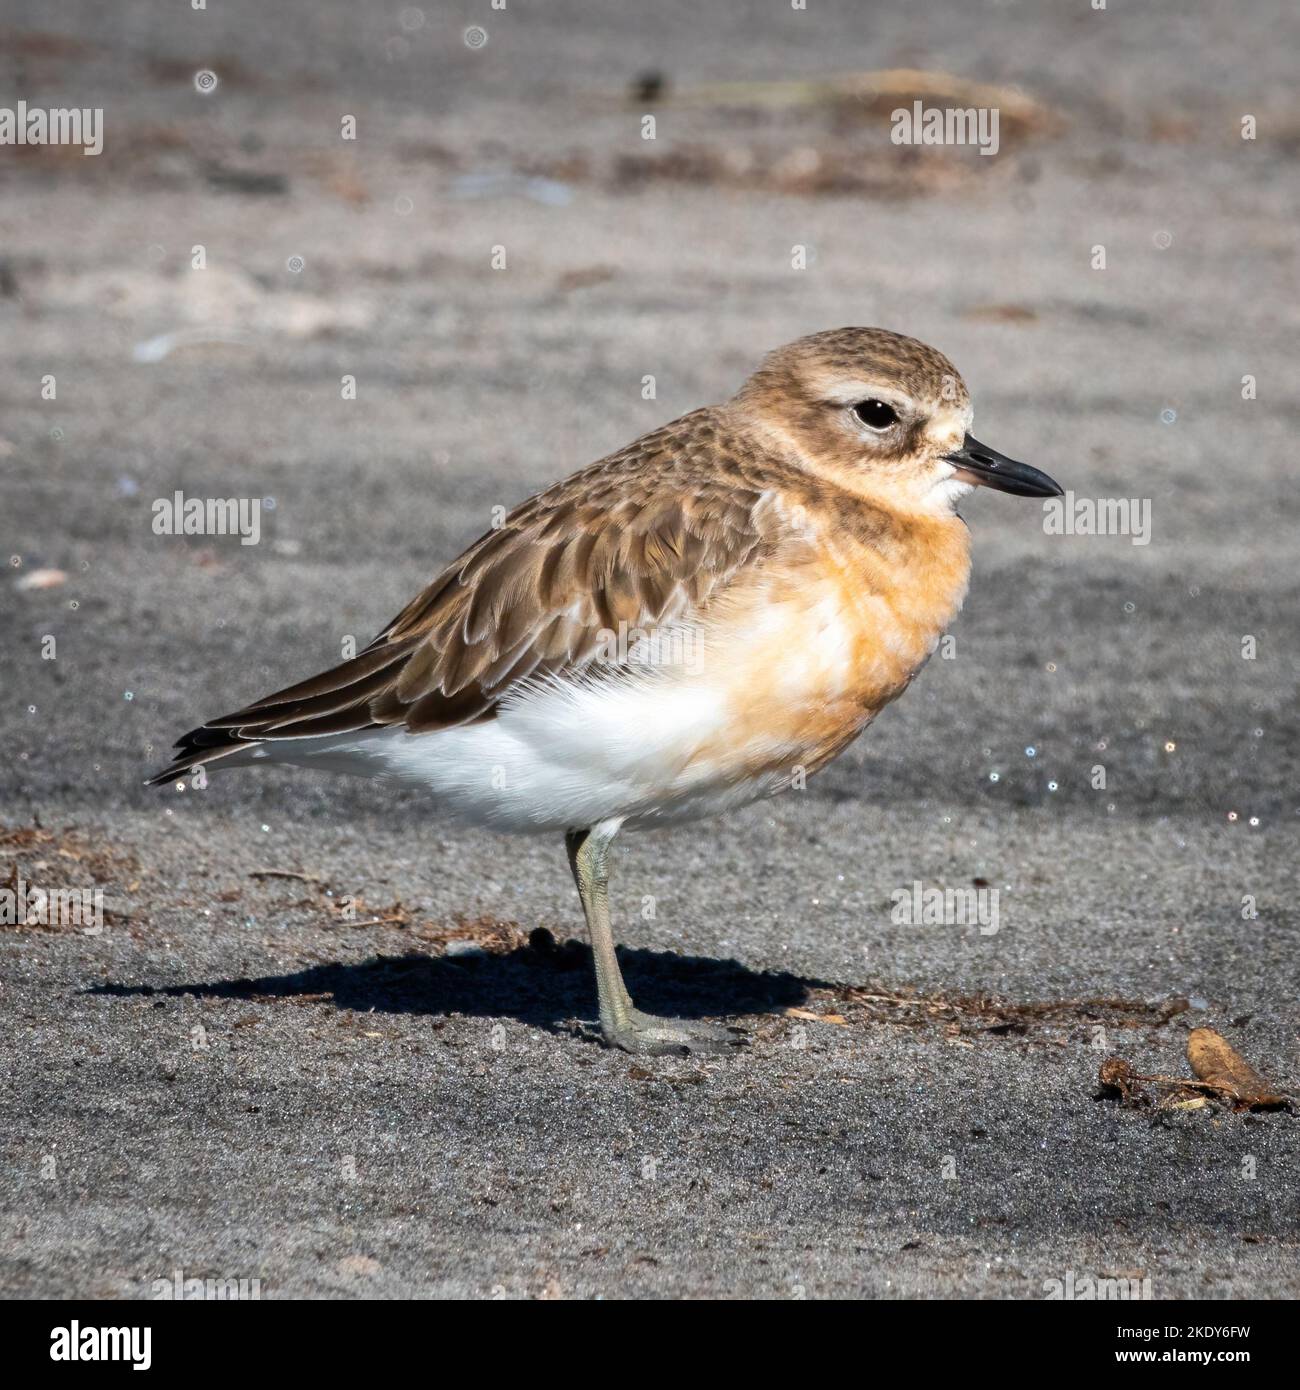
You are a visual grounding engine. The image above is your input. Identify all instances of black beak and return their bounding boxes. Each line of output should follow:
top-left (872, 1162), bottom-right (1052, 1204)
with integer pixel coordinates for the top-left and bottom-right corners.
top-left (943, 433), bottom-right (1063, 498)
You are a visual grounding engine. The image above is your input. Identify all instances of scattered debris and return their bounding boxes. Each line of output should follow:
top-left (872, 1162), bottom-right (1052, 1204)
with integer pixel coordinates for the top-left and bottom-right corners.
top-left (0, 27), bottom-right (99, 62)
top-left (242, 872), bottom-right (527, 949)
top-left (818, 983), bottom-right (1189, 1035)
top-left (248, 869), bottom-right (323, 885)
top-left (962, 303), bottom-right (1039, 324)
top-left (1097, 1056), bottom-right (1147, 1105)
top-left (35, 265), bottom-right (374, 357)
top-left (629, 71), bottom-right (667, 104)
top-left (341, 905), bottom-right (413, 930)
top-left (15, 568), bottom-right (67, 590)
top-left (416, 914), bottom-right (529, 955)
top-left (202, 161), bottom-right (289, 196)
top-left (310, 156), bottom-right (369, 206)
top-left (1099, 1030), bottom-right (1293, 1113)
top-left (649, 69), bottom-right (1063, 141)
top-left (785, 1007), bottom-right (847, 1026)
top-left (591, 68), bottom-right (1065, 199)
top-left (1, 825), bottom-right (143, 934)
top-left (132, 327), bottom-right (252, 364)
top-left (145, 54), bottom-right (258, 89)
top-left (554, 265), bottom-right (617, 294)
top-left (0, 823), bottom-right (140, 884)
top-left (0, 825), bottom-right (54, 850)
top-left (606, 141), bottom-right (980, 199)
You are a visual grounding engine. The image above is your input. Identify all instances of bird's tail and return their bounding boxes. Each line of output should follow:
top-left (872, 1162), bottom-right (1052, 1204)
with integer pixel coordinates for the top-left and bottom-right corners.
top-left (143, 631), bottom-right (425, 788)
top-left (143, 727), bottom-right (261, 787)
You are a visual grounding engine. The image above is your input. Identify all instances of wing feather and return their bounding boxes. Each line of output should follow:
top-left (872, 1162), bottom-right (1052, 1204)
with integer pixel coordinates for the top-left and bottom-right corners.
top-left (145, 410), bottom-right (778, 784)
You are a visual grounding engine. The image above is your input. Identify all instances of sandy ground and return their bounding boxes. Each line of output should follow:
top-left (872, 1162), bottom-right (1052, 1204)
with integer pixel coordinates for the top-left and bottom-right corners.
top-left (1, 0), bottom-right (1297, 1299)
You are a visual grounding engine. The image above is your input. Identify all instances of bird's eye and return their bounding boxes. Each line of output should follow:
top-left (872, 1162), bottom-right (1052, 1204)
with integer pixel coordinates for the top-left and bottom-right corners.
top-left (853, 399), bottom-right (898, 430)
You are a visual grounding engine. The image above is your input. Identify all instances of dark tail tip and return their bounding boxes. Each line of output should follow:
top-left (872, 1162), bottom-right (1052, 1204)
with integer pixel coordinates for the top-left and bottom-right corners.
top-left (145, 724), bottom-right (244, 788)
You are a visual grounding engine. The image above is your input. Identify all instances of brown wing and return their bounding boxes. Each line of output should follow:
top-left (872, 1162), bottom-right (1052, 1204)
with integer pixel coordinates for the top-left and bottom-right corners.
top-left (147, 413), bottom-right (773, 783)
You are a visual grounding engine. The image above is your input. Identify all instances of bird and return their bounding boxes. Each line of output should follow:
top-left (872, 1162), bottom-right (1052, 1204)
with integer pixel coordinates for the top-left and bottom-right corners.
top-left (148, 327), bottom-right (1062, 1056)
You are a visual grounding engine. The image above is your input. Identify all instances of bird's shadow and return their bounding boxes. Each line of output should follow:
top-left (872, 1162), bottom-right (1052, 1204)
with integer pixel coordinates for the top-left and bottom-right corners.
top-left (87, 935), bottom-right (823, 1039)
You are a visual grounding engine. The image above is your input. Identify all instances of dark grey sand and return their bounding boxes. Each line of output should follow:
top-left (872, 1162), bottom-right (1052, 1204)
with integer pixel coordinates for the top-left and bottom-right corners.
top-left (1, 0), bottom-right (1296, 1298)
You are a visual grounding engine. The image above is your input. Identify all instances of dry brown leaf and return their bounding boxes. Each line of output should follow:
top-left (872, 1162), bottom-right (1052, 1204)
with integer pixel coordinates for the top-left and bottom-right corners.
top-left (1187, 1028), bottom-right (1286, 1107)
top-left (783, 1007), bottom-right (848, 1029)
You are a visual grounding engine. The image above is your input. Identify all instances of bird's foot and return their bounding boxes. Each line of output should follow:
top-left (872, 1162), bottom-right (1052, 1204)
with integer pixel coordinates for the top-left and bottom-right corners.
top-left (602, 1009), bottom-right (745, 1057)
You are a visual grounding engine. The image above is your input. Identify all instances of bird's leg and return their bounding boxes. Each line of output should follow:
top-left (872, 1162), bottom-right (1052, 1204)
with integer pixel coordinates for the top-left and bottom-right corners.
top-left (564, 824), bottom-right (632, 1022)
top-left (564, 826), bottom-right (742, 1056)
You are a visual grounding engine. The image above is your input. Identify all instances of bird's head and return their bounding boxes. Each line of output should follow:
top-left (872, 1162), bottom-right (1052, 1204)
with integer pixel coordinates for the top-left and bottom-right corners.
top-left (732, 326), bottom-right (1062, 515)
